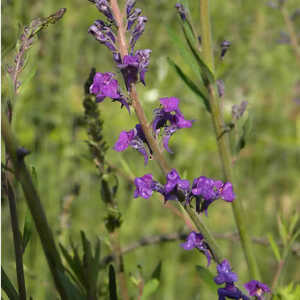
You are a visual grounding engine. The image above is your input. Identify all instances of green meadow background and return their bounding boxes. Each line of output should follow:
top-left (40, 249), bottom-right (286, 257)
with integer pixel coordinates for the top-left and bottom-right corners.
top-left (2, 0), bottom-right (300, 299)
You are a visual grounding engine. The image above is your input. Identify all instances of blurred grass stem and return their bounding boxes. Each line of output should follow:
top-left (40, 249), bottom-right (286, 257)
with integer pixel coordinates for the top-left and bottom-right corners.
top-left (1, 113), bottom-right (68, 299)
top-left (200, 0), bottom-right (261, 280)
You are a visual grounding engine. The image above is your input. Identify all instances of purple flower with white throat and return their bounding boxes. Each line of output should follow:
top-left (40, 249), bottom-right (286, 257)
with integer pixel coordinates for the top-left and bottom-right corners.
top-left (153, 97), bottom-right (193, 153)
top-left (164, 169), bottom-right (190, 202)
top-left (114, 124), bottom-right (151, 164)
top-left (89, 72), bottom-right (129, 111)
top-left (244, 280), bottom-right (270, 300)
top-left (181, 232), bottom-right (212, 266)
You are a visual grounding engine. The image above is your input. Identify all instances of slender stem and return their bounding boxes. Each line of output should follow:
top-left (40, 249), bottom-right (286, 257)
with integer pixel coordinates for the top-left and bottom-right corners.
top-left (199, 0), bottom-right (261, 280)
top-left (5, 178), bottom-right (27, 300)
top-left (109, 0), bottom-right (224, 264)
top-left (1, 114), bottom-right (68, 299)
top-left (281, 6), bottom-right (300, 67)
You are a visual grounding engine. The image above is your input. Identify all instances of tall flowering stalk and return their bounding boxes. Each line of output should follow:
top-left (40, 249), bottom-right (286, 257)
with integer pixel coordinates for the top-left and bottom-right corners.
top-left (87, 0), bottom-right (270, 299)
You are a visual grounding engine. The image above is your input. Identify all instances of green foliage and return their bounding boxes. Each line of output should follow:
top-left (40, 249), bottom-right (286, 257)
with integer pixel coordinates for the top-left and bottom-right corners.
top-left (108, 265), bottom-right (118, 300)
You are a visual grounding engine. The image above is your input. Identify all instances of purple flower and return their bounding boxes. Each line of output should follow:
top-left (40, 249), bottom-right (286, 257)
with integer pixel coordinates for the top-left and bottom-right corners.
top-left (217, 284), bottom-right (250, 300)
top-left (180, 232), bottom-right (212, 266)
top-left (118, 50), bottom-right (151, 90)
top-left (118, 55), bottom-right (139, 91)
top-left (220, 40), bottom-right (231, 59)
top-left (135, 49), bottom-right (151, 85)
top-left (88, 20), bottom-right (117, 51)
top-left (152, 97), bottom-right (193, 153)
top-left (114, 124), bottom-right (151, 164)
top-left (89, 72), bottom-right (129, 111)
top-left (214, 260), bottom-right (238, 285)
top-left (130, 16), bottom-right (147, 52)
top-left (164, 169), bottom-right (190, 202)
top-left (134, 174), bottom-right (154, 199)
top-left (127, 8), bottom-right (142, 31)
top-left (244, 280), bottom-right (270, 300)
top-left (134, 174), bottom-right (164, 199)
top-left (95, 0), bottom-right (115, 23)
top-left (232, 101), bottom-right (248, 120)
top-left (126, 0), bottom-right (136, 17)
top-left (175, 3), bottom-right (187, 21)
top-left (191, 177), bottom-right (235, 214)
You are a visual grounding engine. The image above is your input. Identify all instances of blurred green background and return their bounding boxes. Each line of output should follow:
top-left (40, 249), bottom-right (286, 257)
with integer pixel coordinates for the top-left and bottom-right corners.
top-left (2, 0), bottom-right (300, 299)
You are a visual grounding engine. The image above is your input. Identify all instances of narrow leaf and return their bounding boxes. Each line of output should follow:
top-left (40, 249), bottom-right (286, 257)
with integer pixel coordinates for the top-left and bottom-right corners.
top-left (109, 265), bottom-right (118, 300)
top-left (168, 57), bottom-right (210, 112)
top-left (1, 267), bottom-right (19, 300)
top-left (196, 266), bottom-right (218, 292)
top-left (267, 233), bottom-right (281, 262)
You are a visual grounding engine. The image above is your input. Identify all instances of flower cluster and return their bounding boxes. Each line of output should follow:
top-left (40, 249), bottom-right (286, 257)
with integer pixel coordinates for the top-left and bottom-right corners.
top-left (213, 260), bottom-right (270, 300)
top-left (88, 0), bottom-right (151, 109)
top-left (114, 97), bottom-right (192, 162)
top-left (134, 168), bottom-right (235, 212)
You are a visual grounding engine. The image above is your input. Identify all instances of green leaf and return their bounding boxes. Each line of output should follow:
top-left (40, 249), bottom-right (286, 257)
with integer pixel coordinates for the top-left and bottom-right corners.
top-left (1, 267), bottom-right (19, 300)
top-left (151, 261), bottom-right (162, 281)
top-left (167, 57), bottom-right (210, 112)
top-left (195, 266), bottom-right (218, 293)
top-left (57, 269), bottom-right (85, 300)
top-left (278, 216), bottom-right (289, 246)
top-left (109, 265), bottom-right (118, 300)
top-left (22, 213), bottom-right (32, 253)
top-left (166, 26), bottom-right (200, 77)
top-left (181, 24), bottom-right (215, 84)
top-left (288, 212), bottom-right (299, 234)
top-left (141, 279), bottom-right (160, 300)
top-left (267, 233), bottom-right (281, 262)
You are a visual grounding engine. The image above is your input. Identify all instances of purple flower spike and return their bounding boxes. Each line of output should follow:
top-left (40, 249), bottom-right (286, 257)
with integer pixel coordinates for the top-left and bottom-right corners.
top-left (244, 280), bottom-right (270, 300)
top-left (134, 174), bottom-right (154, 199)
top-left (214, 260), bottom-right (238, 285)
top-left (113, 129), bottom-right (135, 152)
top-left (181, 232), bottom-right (212, 266)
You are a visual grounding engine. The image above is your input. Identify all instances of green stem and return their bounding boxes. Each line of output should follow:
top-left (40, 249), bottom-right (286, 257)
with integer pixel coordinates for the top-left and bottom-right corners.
top-left (1, 113), bottom-right (68, 299)
top-left (200, 0), bottom-right (261, 280)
